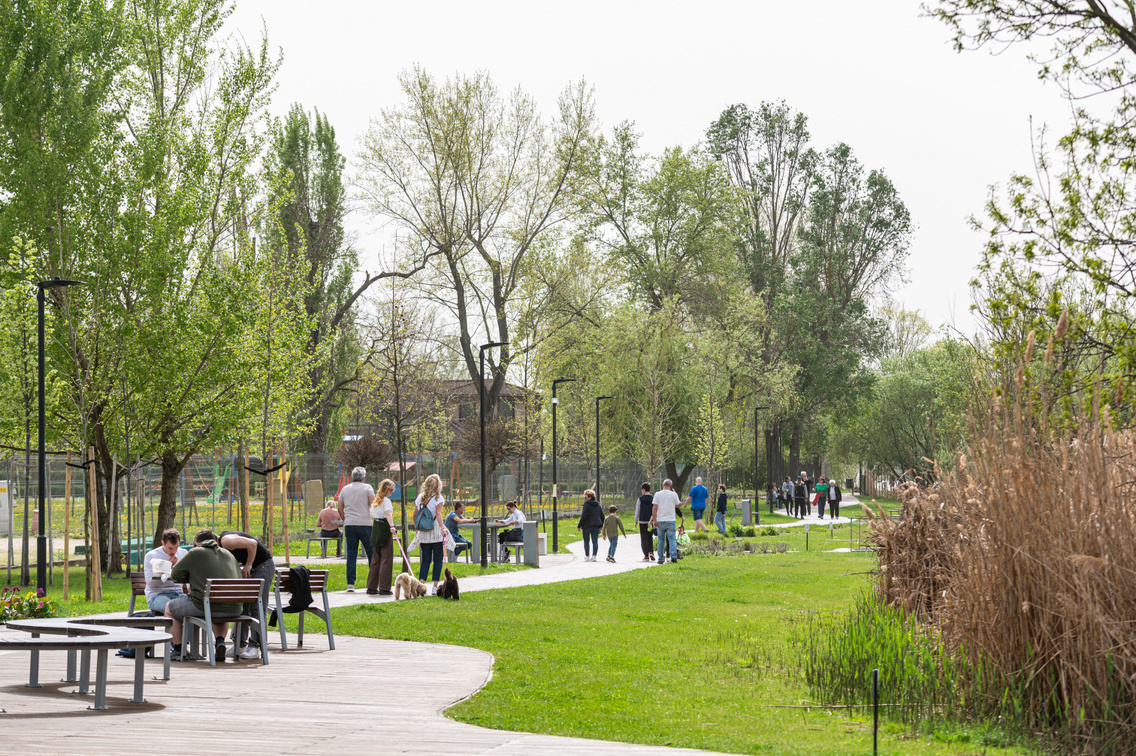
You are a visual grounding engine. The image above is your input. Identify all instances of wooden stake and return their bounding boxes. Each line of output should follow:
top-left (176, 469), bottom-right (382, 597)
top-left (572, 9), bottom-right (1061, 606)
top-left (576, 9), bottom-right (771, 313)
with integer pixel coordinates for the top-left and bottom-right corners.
top-left (63, 450), bottom-right (71, 600)
top-left (280, 445), bottom-right (291, 564)
top-left (87, 447), bottom-right (102, 602)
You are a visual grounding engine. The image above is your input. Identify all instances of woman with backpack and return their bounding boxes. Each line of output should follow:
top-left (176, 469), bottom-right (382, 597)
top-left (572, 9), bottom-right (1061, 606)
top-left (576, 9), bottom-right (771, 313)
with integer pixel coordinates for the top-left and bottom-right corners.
top-left (413, 474), bottom-right (445, 595)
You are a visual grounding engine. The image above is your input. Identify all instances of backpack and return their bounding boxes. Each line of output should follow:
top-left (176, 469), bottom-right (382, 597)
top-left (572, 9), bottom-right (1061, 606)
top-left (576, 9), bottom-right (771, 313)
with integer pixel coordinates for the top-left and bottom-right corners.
top-left (414, 501), bottom-right (436, 531)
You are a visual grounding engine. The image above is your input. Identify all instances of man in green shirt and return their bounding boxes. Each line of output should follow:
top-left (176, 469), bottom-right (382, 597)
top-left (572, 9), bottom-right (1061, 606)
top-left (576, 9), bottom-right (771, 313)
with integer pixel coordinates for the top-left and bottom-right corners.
top-left (167, 529), bottom-right (243, 661)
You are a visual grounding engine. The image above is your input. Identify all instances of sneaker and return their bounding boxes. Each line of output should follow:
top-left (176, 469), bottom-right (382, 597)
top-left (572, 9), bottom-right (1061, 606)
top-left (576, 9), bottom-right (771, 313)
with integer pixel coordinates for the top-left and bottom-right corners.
top-left (215, 638), bottom-right (226, 663)
top-left (366, 589), bottom-right (379, 595)
top-left (346, 584), bottom-right (355, 593)
top-left (607, 556), bottom-right (615, 563)
top-left (239, 645), bottom-right (261, 661)
top-left (378, 590), bottom-right (393, 596)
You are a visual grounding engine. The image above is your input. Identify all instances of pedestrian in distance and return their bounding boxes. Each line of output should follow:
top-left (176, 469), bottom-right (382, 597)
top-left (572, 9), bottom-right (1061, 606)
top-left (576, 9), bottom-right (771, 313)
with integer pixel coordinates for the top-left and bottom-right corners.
top-left (577, 489), bottom-right (604, 562)
top-left (337, 466), bottom-right (375, 593)
top-left (814, 476), bottom-right (829, 519)
top-left (602, 505), bottom-right (626, 562)
top-left (686, 476), bottom-right (710, 532)
top-left (794, 475), bottom-right (808, 518)
top-left (366, 478), bottom-right (397, 596)
top-left (782, 477), bottom-right (794, 516)
top-left (635, 483), bottom-right (655, 562)
top-left (828, 480), bottom-right (842, 519)
top-left (715, 483), bottom-right (728, 534)
top-left (650, 479), bottom-right (682, 564)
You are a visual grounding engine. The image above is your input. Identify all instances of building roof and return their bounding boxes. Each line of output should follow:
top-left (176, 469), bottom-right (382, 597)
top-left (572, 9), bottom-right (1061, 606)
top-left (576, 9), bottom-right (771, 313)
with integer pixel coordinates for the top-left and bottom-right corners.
top-left (437, 379), bottom-right (532, 399)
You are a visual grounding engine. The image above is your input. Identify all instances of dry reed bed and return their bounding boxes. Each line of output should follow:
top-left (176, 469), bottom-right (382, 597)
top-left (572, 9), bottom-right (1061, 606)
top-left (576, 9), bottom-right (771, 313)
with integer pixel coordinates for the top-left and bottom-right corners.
top-left (867, 408), bottom-right (1136, 750)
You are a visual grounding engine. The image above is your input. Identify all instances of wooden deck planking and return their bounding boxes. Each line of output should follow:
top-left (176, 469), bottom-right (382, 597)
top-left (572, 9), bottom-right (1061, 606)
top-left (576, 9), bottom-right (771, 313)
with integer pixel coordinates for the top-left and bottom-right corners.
top-left (0, 633), bottom-right (732, 756)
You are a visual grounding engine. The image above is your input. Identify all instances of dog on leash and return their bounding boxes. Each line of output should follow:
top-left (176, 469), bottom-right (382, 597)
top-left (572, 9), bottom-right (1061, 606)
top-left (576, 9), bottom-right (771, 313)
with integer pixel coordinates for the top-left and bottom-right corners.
top-left (436, 568), bottom-right (460, 600)
top-left (394, 571), bottom-right (428, 600)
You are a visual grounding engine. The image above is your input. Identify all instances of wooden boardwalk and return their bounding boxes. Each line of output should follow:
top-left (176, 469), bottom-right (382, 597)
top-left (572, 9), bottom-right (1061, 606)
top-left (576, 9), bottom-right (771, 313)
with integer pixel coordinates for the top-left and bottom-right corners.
top-left (0, 633), bottom-right (733, 755)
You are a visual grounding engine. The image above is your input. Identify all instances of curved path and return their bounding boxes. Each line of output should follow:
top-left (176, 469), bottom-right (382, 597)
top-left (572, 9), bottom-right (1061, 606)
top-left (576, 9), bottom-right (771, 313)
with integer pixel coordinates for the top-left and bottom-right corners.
top-left (0, 633), bottom-right (731, 755)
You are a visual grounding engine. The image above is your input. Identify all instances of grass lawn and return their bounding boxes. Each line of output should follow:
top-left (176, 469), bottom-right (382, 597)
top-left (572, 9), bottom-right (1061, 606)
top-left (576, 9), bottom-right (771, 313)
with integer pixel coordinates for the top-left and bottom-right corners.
top-left (317, 552), bottom-right (1027, 756)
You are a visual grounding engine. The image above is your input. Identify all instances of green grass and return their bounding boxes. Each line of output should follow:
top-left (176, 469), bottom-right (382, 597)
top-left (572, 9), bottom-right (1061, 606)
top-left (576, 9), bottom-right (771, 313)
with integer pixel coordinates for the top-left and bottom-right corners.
top-left (314, 552), bottom-right (1029, 756)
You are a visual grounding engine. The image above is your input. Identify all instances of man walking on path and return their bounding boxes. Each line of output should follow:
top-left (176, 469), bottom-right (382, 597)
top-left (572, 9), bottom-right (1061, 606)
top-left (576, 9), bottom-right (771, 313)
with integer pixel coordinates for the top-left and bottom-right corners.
top-left (794, 475), bottom-right (808, 518)
top-left (686, 477), bottom-right (710, 532)
top-left (650, 479), bottom-right (681, 564)
top-left (337, 466), bottom-right (375, 593)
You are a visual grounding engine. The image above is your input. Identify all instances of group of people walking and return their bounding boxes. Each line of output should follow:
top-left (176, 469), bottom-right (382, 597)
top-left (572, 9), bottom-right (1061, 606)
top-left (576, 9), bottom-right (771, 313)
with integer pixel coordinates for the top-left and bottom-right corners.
top-left (777, 472), bottom-right (842, 519)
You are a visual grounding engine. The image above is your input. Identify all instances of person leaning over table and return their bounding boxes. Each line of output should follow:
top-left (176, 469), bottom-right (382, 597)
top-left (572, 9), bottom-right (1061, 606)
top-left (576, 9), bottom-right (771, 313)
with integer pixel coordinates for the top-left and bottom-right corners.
top-left (143, 528), bottom-right (188, 613)
top-left (218, 529), bottom-right (275, 661)
top-left (166, 529), bottom-right (242, 662)
top-left (366, 478), bottom-right (397, 596)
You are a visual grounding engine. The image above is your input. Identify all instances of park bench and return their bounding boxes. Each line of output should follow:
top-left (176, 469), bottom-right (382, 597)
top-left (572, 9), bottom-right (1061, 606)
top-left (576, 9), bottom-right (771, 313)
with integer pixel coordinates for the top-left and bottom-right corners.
top-left (305, 529), bottom-right (343, 559)
top-left (1, 618), bottom-right (172, 710)
top-left (128, 571), bottom-right (190, 617)
top-left (498, 521), bottom-right (540, 566)
top-left (268, 567), bottom-right (335, 651)
top-left (179, 577), bottom-right (269, 666)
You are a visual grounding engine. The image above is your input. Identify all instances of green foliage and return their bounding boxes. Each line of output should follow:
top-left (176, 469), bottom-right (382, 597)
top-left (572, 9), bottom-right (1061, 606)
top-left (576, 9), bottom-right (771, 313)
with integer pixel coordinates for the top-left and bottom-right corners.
top-left (742, 525), bottom-right (757, 537)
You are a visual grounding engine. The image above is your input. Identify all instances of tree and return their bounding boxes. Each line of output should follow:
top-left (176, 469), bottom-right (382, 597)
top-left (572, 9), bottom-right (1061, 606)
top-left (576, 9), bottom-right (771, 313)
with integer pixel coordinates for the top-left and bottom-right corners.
top-left (357, 68), bottom-right (596, 412)
top-left (930, 1), bottom-right (1136, 402)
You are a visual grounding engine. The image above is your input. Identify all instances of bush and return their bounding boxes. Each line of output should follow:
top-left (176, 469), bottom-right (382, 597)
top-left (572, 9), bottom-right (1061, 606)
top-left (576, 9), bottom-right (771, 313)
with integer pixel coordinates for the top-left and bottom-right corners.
top-left (742, 526), bottom-right (757, 538)
top-left (760, 526), bottom-right (778, 536)
top-left (728, 524), bottom-right (744, 537)
top-left (690, 532), bottom-right (710, 541)
top-left (0, 587), bottom-right (57, 623)
top-left (774, 542), bottom-right (788, 553)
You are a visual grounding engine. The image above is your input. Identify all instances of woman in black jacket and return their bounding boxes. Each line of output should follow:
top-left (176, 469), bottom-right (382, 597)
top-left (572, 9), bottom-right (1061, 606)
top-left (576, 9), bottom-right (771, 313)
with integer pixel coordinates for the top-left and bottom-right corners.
top-left (577, 489), bottom-right (604, 562)
top-left (635, 482), bottom-right (655, 561)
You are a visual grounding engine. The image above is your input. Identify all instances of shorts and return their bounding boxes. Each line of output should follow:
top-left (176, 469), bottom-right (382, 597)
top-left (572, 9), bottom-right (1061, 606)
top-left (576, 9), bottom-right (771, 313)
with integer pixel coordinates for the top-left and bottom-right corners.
top-left (691, 507), bottom-right (706, 521)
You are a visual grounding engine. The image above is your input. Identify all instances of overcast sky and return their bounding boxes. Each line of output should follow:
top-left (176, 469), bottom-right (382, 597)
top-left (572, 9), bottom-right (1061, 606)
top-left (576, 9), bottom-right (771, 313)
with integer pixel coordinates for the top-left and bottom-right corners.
top-left (226, 0), bottom-right (1072, 337)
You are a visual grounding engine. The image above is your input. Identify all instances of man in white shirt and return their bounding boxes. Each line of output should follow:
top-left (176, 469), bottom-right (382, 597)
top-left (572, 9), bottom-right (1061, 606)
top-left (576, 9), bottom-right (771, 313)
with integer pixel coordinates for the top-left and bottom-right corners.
top-left (650, 479), bottom-right (682, 564)
top-left (337, 466), bottom-right (376, 592)
top-left (143, 528), bottom-right (188, 613)
top-left (494, 501), bottom-right (526, 560)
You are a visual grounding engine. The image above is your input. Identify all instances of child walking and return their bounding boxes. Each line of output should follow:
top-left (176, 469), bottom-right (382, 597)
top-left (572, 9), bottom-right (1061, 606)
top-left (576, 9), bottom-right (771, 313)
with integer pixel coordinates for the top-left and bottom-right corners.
top-left (602, 505), bottom-right (627, 562)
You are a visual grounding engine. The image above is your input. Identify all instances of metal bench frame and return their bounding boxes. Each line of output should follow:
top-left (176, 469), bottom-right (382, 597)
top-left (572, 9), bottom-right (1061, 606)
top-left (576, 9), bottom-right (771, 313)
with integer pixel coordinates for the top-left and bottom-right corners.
top-left (269, 567), bottom-right (335, 651)
top-left (180, 578), bottom-right (268, 666)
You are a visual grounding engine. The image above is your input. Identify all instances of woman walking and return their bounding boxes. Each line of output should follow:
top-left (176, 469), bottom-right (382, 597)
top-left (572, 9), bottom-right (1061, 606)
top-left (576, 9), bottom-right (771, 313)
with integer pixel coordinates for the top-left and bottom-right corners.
top-left (413, 474), bottom-right (446, 595)
top-left (814, 476), bottom-right (829, 519)
top-left (635, 483), bottom-right (655, 562)
top-left (366, 478), bottom-right (397, 596)
top-left (577, 489), bottom-right (604, 562)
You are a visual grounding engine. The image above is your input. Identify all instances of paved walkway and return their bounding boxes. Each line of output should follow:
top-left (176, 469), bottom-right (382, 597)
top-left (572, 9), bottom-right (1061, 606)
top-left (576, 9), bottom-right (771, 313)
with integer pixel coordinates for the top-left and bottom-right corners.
top-left (0, 633), bottom-right (731, 755)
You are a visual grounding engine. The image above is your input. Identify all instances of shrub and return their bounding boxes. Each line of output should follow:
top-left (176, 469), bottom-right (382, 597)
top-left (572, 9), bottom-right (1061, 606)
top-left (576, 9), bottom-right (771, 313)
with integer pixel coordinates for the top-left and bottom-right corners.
top-left (742, 526), bottom-right (757, 538)
top-left (774, 542), bottom-right (788, 553)
top-left (0, 587), bottom-right (57, 623)
top-left (760, 526), bottom-right (778, 536)
top-left (690, 532), bottom-right (710, 541)
top-left (728, 524), bottom-right (744, 537)
top-left (757, 542), bottom-right (770, 554)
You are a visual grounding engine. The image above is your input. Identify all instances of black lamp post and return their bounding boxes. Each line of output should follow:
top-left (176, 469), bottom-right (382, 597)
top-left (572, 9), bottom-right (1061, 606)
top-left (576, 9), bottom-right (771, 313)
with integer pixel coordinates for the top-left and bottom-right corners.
top-left (479, 341), bottom-right (508, 567)
top-left (594, 396), bottom-right (614, 502)
top-left (550, 378), bottom-right (575, 552)
top-left (37, 277), bottom-right (83, 596)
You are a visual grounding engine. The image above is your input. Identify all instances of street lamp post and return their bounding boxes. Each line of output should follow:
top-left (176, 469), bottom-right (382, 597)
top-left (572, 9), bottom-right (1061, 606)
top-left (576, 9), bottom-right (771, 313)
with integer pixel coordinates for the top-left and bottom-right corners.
top-left (550, 377), bottom-right (575, 552)
top-left (479, 341), bottom-right (508, 567)
top-left (753, 406), bottom-right (768, 516)
top-left (38, 277), bottom-right (83, 596)
top-left (594, 396), bottom-right (614, 502)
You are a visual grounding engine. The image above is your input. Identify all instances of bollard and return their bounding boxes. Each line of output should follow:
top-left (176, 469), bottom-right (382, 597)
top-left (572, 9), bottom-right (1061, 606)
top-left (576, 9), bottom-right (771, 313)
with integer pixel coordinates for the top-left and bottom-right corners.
top-left (872, 668), bottom-right (881, 754)
top-left (804, 523), bottom-right (809, 551)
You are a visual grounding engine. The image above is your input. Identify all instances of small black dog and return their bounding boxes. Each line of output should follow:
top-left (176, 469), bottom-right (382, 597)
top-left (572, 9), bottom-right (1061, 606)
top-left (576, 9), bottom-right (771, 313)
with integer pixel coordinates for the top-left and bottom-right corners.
top-left (436, 567), bottom-right (460, 600)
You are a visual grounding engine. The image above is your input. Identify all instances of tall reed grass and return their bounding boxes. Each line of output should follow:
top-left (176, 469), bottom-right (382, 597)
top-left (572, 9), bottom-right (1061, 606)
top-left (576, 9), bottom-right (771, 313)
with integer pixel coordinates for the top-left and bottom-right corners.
top-left (805, 320), bottom-right (1136, 753)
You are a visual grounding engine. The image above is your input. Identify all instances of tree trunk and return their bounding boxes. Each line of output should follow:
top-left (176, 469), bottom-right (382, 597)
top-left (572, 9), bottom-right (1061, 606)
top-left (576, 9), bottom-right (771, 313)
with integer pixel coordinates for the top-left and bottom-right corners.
top-left (154, 450), bottom-right (186, 546)
top-left (788, 420), bottom-right (802, 480)
top-left (665, 461), bottom-right (694, 497)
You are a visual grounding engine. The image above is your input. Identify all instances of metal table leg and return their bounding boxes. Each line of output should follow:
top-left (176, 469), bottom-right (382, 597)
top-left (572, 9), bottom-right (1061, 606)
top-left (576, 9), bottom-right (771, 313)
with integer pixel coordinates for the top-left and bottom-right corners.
top-left (131, 649), bottom-right (146, 703)
top-left (64, 648), bottom-right (77, 682)
top-left (27, 633), bottom-right (40, 688)
top-left (78, 649), bottom-right (91, 693)
top-left (157, 640), bottom-right (170, 681)
top-left (89, 649), bottom-right (109, 710)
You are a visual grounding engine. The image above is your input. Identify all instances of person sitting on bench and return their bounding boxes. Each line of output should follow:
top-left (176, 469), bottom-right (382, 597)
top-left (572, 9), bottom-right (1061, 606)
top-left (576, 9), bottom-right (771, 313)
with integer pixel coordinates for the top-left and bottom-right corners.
top-left (494, 501), bottom-right (526, 560)
top-left (445, 502), bottom-right (475, 556)
top-left (143, 528), bottom-right (187, 613)
top-left (316, 500), bottom-right (342, 541)
top-left (166, 529), bottom-right (242, 662)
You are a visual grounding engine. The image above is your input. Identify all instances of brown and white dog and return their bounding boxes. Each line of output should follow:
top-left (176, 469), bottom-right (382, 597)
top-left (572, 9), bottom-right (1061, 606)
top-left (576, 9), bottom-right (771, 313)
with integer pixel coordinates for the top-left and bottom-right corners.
top-left (394, 571), bottom-right (428, 600)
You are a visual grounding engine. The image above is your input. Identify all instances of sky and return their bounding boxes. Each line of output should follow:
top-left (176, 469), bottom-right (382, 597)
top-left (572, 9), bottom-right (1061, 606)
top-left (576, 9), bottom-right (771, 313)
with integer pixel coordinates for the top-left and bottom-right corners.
top-left (225, 0), bottom-right (1073, 337)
